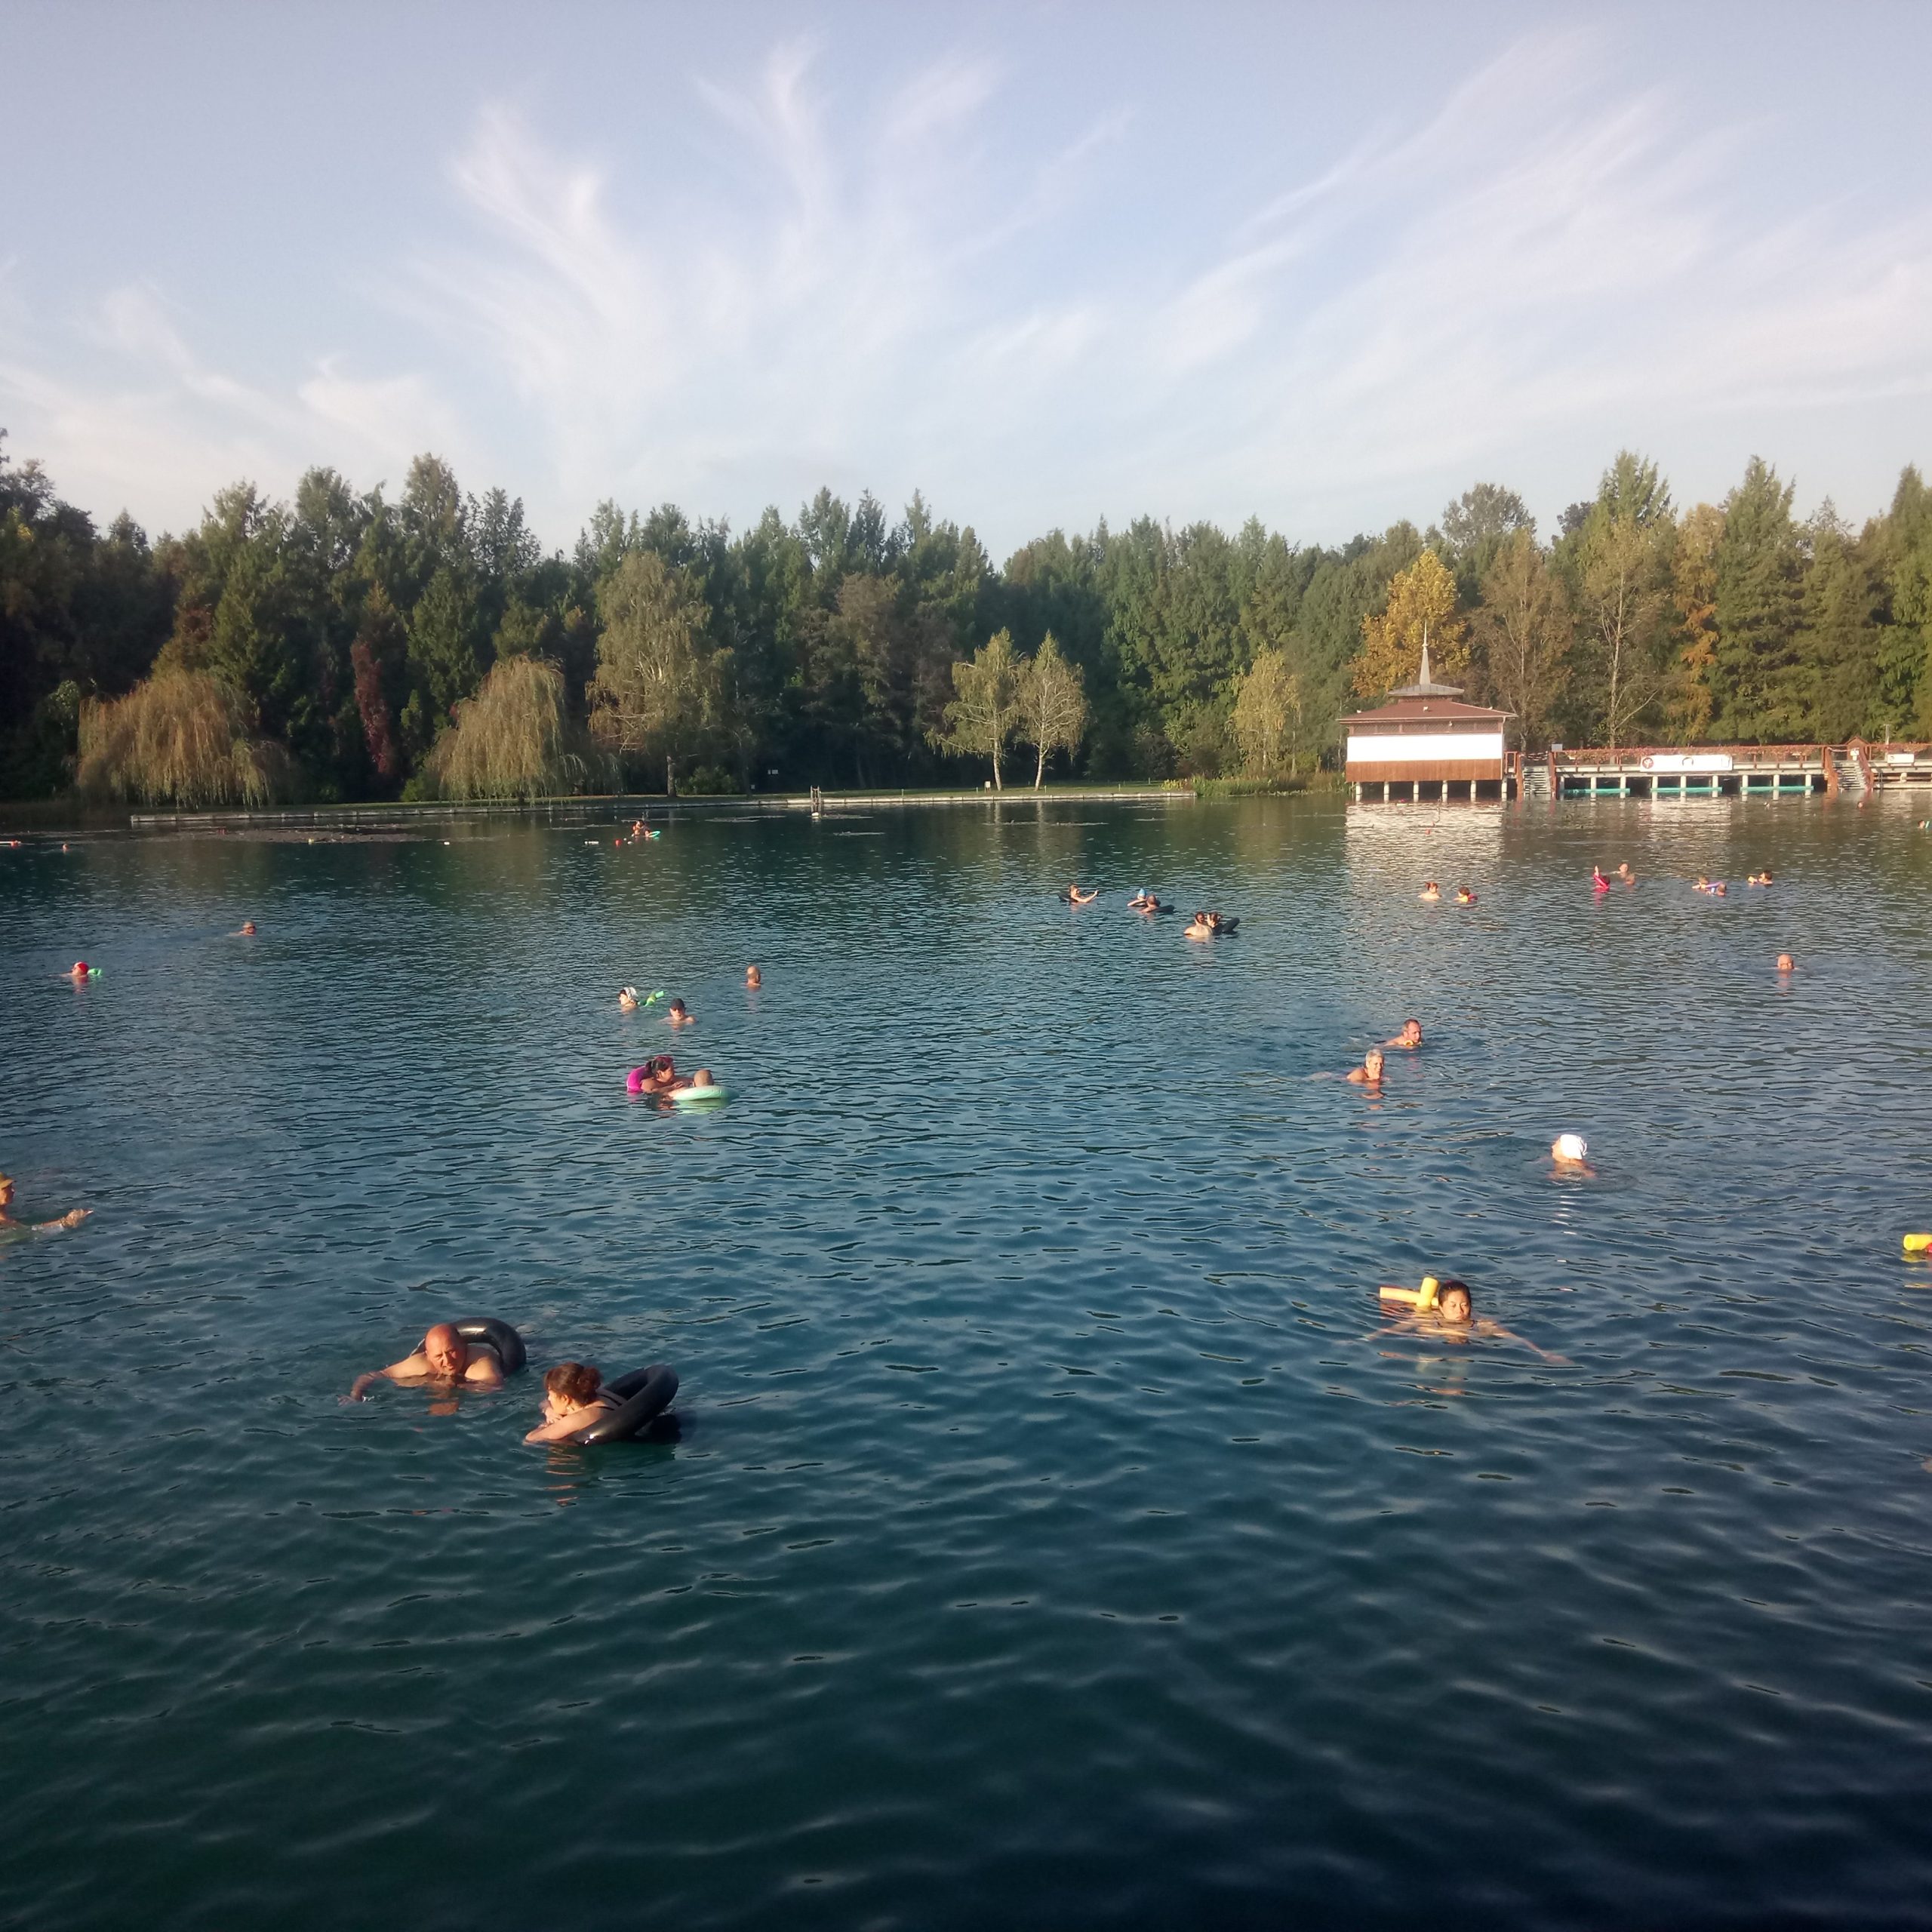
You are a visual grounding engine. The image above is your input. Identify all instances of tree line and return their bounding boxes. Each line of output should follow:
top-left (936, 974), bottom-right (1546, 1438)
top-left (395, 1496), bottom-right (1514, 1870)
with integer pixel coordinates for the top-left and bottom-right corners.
top-left (2, 431), bottom-right (1930, 804)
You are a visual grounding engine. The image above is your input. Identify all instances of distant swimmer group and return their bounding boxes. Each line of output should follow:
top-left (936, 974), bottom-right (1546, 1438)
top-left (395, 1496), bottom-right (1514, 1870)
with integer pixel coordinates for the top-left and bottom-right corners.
top-left (1184, 909), bottom-right (1239, 938)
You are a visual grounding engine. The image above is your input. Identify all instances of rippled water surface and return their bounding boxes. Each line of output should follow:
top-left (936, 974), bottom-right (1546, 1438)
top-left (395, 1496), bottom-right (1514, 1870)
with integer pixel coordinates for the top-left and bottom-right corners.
top-left (5, 795), bottom-right (1932, 1930)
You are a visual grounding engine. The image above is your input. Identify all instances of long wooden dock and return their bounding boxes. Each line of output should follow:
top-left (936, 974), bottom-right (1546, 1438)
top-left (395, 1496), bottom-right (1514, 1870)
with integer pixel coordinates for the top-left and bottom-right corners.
top-left (1525, 740), bottom-right (1932, 801)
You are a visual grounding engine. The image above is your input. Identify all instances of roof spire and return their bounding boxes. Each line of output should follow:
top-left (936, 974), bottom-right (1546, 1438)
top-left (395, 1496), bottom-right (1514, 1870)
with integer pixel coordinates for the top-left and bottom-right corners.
top-left (1392, 622), bottom-right (1463, 700)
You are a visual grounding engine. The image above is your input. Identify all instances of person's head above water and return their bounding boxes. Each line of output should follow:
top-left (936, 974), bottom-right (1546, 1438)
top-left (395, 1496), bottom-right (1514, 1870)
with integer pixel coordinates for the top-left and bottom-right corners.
top-left (1396, 1020), bottom-right (1422, 1047)
top-left (1552, 1133), bottom-right (1589, 1164)
top-left (746, 965), bottom-right (761, 988)
top-left (421, 1324), bottom-right (469, 1379)
top-left (1777, 952), bottom-right (1795, 972)
top-left (545, 1361), bottom-right (602, 1407)
top-left (690, 1067), bottom-right (715, 1089)
top-left (1435, 1281), bottom-right (1473, 1323)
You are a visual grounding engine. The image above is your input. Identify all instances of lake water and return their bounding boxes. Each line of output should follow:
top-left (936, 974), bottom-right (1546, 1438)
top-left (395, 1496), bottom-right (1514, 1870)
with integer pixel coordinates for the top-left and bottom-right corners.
top-left (4, 794), bottom-right (1930, 1931)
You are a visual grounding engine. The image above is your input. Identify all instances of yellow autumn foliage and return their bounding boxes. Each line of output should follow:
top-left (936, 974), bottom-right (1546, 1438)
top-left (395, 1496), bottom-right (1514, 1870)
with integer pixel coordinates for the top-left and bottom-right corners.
top-left (1352, 550), bottom-right (1469, 697)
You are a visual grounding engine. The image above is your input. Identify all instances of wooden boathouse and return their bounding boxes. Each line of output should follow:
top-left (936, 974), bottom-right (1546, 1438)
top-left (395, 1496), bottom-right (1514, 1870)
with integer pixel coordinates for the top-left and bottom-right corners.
top-left (1343, 648), bottom-right (1515, 803)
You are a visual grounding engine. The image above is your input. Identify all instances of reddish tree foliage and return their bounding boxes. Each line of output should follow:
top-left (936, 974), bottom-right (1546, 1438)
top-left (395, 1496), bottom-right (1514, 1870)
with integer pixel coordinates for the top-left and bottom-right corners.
top-left (351, 636), bottom-right (398, 780)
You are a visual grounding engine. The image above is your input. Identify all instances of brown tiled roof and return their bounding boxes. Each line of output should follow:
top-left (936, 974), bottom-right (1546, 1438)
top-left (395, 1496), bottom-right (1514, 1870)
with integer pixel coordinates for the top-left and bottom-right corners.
top-left (1342, 696), bottom-right (1513, 726)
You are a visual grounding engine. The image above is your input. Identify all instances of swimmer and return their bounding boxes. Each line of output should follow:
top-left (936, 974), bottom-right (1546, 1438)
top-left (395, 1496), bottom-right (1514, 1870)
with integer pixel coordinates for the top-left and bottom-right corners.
top-left (234, 921), bottom-right (257, 937)
top-left (1777, 952), bottom-right (1795, 973)
top-left (1346, 1048), bottom-right (1386, 1087)
top-left (1128, 889), bottom-right (1157, 912)
top-left (1454, 886), bottom-right (1477, 905)
top-left (1184, 911), bottom-right (1214, 939)
top-left (1710, 881), bottom-right (1727, 897)
top-left (524, 1362), bottom-right (617, 1444)
top-left (1693, 875), bottom-right (1709, 894)
top-left (1383, 1278), bottom-right (1568, 1363)
top-left (1063, 885), bottom-right (1099, 906)
top-left (1205, 911), bottom-right (1239, 933)
top-left (0, 1173), bottom-right (90, 1232)
top-left (1385, 1019), bottom-right (1424, 1051)
top-left (1749, 870), bottom-right (1773, 886)
top-left (686, 1067), bottom-right (718, 1093)
top-left (1592, 866), bottom-right (1610, 893)
top-left (1550, 1133), bottom-right (1595, 1175)
top-left (66, 961), bottom-right (91, 982)
top-left (619, 986), bottom-right (641, 1011)
top-left (346, 1321), bottom-right (506, 1402)
top-left (746, 965), bottom-right (761, 989)
top-left (1419, 881), bottom-right (1441, 903)
top-left (666, 998), bottom-right (695, 1028)
top-left (1617, 863), bottom-right (1635, 884)
top-left (645, 1054), bottom-right (678, 1091)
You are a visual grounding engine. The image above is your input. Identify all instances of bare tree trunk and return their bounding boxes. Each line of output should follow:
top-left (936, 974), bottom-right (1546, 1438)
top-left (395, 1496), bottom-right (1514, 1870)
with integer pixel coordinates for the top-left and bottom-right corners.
top-left (665, 751), bottom-right (675, 796)
top-left (1034, 740), bottom-right (1046, 789)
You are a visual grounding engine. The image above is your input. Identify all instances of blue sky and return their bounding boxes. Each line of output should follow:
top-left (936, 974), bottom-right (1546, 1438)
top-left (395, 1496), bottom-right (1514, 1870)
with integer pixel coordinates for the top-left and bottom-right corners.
top-left (5, 2), bottom-right (1930, 556)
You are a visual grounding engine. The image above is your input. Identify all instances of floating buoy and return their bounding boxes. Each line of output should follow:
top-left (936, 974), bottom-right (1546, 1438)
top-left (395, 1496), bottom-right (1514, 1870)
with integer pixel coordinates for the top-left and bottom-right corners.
top-left (1906, 1233), bottom-right (1932, 1254)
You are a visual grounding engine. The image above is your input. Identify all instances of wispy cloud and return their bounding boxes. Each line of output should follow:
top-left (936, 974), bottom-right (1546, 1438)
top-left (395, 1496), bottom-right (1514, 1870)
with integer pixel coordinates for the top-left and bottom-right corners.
top-left (0, 26), bottom-right (1927, 547)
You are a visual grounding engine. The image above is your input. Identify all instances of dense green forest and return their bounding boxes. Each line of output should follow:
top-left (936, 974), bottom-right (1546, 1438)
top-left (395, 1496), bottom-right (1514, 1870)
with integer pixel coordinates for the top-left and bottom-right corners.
top-left (3, 429), bottom-right (1930, 804)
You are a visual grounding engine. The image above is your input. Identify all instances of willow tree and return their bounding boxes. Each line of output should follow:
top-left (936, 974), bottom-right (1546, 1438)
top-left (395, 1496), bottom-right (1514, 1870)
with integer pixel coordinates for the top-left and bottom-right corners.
top-left (76, 669), bottom-right (291, 807)
top-left (1017, 633), bottom-right (1088, 788)
top-left (929, 629), bottom-right (1023, 789)
top-left (586, 551), bottom-right (721, 795)
top-left (1352, 549), bottom-right (1469, 696)
top-left (426, 654), bottom-right (584, 800)
top-left (1232, 645), bottom-right (1303, 779)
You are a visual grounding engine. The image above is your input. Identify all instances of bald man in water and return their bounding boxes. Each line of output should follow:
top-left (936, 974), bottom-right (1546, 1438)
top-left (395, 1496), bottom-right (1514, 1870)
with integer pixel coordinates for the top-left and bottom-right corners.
top-left (346, 1322), bottom-right (505, 1402)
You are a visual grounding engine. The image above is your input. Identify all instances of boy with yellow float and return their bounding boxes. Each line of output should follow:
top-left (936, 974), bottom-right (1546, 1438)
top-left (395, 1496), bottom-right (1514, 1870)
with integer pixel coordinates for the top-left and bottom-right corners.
top-left (1377, 1275), bottom-right (1569, 1363)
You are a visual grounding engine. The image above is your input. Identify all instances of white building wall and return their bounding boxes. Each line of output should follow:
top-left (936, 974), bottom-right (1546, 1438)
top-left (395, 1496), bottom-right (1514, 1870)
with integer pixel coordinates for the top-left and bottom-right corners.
top-left (1346, 731), bottom-right (1504, 765)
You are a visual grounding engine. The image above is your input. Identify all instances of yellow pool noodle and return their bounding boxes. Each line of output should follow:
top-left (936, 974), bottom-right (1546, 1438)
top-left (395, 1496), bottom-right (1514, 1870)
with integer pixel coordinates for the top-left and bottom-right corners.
top-left (1379, 1275), bottom-right (1441, 1309)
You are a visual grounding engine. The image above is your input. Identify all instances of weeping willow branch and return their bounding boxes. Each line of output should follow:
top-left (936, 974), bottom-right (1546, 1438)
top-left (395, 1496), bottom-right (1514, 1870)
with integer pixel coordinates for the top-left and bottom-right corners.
top-left (76, 670), bottom-right (292, 807)
top-left (424, 654), bottom-right (589, 800)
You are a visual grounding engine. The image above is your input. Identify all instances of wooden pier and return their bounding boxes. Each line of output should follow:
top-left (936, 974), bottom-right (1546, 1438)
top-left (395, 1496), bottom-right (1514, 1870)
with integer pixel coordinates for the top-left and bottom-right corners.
top-left (1546, 744), bottom-right (1837, 799)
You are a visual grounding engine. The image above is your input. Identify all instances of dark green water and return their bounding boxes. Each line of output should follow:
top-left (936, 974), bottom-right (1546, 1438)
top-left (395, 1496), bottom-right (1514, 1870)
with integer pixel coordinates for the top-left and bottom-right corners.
top-left (4, 795), bottom-right (1930, 1931)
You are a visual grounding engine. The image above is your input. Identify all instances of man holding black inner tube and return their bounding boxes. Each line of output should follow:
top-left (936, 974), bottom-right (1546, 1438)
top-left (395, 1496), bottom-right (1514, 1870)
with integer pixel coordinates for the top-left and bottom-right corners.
top-left (345, 1322), bottom-right (506, 1401)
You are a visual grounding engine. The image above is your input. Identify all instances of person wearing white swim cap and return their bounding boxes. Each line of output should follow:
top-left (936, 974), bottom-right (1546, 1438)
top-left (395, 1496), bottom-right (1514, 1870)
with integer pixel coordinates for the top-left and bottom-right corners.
top-left (1552, 1134), bottom-right (1589, 1167)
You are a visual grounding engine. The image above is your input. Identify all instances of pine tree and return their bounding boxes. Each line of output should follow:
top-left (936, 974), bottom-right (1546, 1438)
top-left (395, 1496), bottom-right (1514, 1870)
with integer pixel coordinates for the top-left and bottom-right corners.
top-left (1712, 457), bottom-right (1802, 740)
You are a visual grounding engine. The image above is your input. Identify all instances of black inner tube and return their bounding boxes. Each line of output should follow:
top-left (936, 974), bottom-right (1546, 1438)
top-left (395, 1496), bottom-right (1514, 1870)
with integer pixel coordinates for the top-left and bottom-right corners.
top-left (452, 1316), bottom-right (526, 1375)
top-left (575, 1363), bottom-right (679, 1445)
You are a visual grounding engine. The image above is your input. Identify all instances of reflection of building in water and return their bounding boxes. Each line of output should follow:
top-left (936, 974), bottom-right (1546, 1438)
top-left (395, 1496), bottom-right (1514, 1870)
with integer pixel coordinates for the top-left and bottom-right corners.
top-left (1343, 645), bottom-right (1514, 803)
